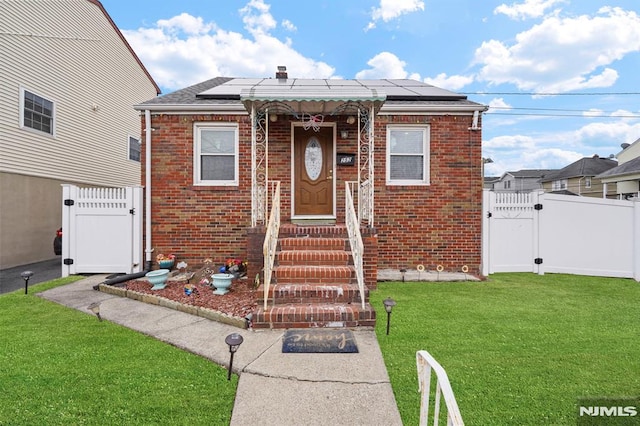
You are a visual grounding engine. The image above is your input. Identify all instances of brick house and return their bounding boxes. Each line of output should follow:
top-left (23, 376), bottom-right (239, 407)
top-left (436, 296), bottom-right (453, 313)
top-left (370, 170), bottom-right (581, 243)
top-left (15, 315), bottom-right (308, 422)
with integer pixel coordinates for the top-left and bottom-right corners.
top-left (135, 71), bottom-right (487, 328)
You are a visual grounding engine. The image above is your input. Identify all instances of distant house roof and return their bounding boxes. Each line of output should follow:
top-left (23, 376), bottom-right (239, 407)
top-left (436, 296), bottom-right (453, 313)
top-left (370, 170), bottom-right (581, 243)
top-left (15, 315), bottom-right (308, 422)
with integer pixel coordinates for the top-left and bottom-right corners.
top-left (503, 169), bottom-right (555, 179)
top-left (540, 156), bottom-right (617, 182)
top-left (596, 156), bottom-right (640, 179)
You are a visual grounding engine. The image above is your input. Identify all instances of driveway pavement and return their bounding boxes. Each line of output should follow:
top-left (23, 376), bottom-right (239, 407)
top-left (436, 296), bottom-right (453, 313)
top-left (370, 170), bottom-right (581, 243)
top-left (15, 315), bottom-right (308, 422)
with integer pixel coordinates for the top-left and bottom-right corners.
top-left (0, 258), bottom-right (62, 294)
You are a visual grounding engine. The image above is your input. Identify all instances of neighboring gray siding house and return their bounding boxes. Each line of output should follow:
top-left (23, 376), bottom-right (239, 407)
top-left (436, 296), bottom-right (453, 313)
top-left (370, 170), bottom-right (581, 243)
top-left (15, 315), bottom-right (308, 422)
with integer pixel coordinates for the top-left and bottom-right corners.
top-left (493, 169), bottom-right (554, 192)
top-left (0, 0), bottom-right (160, 268)
top-left (540, 155), bottom-right (617, 197)
top-left (596, 139), bottom-right (640, 199)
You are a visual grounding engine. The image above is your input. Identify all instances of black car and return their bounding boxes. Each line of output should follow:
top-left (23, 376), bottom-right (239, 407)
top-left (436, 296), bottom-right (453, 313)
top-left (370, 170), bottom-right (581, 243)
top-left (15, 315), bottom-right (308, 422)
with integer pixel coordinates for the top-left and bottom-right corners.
top-left (54, 228), bottom-right (62, 255)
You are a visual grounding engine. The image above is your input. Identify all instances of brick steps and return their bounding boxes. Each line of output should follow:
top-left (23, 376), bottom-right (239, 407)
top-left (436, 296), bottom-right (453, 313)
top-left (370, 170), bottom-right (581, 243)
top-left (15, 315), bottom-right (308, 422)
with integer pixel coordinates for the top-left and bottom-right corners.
top-left (258, 283), bottom-right (367, 304)
top-left (253, 303), bottom-right (375, 329)
top-left (252, 225), bottom-right (375, 329)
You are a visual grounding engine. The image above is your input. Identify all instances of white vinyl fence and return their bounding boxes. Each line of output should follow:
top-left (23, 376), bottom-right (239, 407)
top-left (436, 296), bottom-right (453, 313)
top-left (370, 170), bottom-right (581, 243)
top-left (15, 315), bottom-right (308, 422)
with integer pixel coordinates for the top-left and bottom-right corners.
top-left (482, 190), bottom-right (640, 281)
top-left (61, 185), bottom-right (143, 277)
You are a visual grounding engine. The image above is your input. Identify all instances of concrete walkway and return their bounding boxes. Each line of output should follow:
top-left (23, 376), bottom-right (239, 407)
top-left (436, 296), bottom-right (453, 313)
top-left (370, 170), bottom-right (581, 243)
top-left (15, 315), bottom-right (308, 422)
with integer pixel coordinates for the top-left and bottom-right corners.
top-left (38, 275), bottom-right (403, 425)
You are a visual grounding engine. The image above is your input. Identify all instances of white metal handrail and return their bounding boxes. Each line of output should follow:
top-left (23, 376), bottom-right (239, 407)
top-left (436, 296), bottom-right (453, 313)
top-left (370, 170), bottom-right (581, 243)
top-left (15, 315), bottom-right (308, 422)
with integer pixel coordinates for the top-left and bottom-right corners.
top-left (345, 182), bottom-right (366, 309)
top-left (416, 350), bottom-right (464, 426)
top-left (262, 181), bottom-right (281, 310)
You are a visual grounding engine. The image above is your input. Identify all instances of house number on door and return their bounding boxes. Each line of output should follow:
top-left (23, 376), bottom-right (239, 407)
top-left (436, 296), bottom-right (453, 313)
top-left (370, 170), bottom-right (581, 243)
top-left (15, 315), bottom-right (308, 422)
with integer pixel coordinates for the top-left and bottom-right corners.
top-left (304, 137), bottom-right (323, 181)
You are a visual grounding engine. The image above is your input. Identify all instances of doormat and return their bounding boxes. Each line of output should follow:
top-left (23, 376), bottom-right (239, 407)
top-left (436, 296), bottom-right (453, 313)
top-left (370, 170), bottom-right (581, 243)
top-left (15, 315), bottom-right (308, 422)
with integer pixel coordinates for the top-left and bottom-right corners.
top-left (282, 329), bottom-right (358, 353)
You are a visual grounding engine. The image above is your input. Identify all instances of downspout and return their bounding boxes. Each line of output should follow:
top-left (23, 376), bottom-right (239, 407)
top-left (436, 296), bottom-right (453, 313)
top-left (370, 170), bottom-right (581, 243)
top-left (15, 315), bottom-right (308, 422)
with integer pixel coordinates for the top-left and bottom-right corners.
top-left (144, 109), bottom-right (153, 271)
top-left (578, 177), bottom-right (584, 196)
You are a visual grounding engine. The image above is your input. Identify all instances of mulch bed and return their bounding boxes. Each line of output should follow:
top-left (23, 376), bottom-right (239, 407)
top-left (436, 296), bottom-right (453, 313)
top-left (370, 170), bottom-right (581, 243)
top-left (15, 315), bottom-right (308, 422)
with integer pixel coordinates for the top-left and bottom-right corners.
top-left (125, 274), bottom-right (258, 319)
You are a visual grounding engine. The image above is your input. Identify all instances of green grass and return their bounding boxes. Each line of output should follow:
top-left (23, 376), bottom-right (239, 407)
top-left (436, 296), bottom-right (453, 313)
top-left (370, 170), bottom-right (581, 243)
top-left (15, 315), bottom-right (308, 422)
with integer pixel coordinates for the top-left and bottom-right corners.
top-left (372, 273), bottom-right (640, 425)
top-left (0, 277), bottom-right (237, 425)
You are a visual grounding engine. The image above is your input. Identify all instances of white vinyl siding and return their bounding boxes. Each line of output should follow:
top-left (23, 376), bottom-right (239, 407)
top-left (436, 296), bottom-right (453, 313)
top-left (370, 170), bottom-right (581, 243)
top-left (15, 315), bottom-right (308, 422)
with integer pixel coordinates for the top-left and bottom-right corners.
top-left (386, 125), bottom-right (430, 185)
top-left (0, 0), bottom-right (157, 187)
top-left (194, 123), bottom-right (239, 186)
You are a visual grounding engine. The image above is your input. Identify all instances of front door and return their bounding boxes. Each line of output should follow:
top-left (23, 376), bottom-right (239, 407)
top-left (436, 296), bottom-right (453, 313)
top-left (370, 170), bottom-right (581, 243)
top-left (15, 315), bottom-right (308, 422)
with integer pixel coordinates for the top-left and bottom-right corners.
top-left (293, 126), bottom-right (334, 217)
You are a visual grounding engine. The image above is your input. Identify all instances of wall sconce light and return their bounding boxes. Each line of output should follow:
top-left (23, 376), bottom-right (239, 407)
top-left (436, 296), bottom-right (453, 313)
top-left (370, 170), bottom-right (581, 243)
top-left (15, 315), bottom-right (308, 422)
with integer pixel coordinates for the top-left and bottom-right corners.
top-left (340, 130), bottom-right (349, 139)
top-left (88, 302), bottom-right (102, 321)
top-left (225, 333), bottom-right (244, 380)
top-left (269, 114), bottom-right (278, 122)
top-left (20, 270), bottom-right (34, 295)
top-left (383, 297), bottom-right (397, 335)
top-left (346, 116), bottom-right (356, 125)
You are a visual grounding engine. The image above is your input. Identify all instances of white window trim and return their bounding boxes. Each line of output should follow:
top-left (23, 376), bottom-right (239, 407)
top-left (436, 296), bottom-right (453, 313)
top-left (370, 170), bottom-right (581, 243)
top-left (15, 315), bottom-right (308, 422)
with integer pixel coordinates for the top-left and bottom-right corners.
top-left (19, 86), bottom-right (56, 137)
top-left (193, 122), bottom-right (239, 186)
top-left (128, 135), bottom-right (141, 162)
top-left (386, 125), bottom-right (430, 186)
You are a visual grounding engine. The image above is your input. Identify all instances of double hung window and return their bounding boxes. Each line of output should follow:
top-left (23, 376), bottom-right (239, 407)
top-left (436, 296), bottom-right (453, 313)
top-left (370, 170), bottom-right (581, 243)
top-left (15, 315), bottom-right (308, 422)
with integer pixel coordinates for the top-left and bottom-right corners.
top-left (386, 126), bottom-right (430, 185)
top-left (194, 123), bottom-right (239, 186)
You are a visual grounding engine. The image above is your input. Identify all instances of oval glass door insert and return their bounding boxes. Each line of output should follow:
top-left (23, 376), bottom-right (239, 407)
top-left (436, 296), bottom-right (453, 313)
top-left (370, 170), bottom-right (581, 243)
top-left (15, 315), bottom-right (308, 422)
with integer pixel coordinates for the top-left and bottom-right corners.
top-left (304, 137), bottom-right (323, 181)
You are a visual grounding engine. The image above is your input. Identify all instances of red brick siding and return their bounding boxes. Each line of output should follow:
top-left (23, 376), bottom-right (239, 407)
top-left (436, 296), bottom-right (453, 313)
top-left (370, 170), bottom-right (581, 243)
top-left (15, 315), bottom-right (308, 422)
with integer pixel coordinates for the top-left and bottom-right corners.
top-left (142, 112), bottom-right (482, 276)
top-left (373, 115), bottom-right (483, 275)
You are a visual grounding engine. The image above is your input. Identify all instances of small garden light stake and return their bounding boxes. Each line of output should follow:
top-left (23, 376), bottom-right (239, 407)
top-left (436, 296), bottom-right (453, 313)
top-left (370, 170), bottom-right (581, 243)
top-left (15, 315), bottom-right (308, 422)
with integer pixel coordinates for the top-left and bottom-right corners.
top-left (21, 270), bottom-right (34, 295)
top-left (225, 333), bottom-right (243, 381)
top-left (383, 297), bottom-right (397, 336)
top-left (87, 302), bottom-right (102, 321)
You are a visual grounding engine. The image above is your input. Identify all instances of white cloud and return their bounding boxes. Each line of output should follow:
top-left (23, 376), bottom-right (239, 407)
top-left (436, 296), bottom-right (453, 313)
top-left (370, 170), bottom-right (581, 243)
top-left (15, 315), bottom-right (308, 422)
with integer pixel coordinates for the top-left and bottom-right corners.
top-left (239, 0), bottom-right (276, 36)
top-left (488, 98), bottom-right (512, 110)
top-left (367, 0), bottom-right (424, 30)
top-left (122, 6), bottom-right (335, 91)
top-left (474, 7), bottom-right (640, 93)
top-left (494, 0), bottom-right (564, 20)
top-left (355, 52), bottom-right (409, 79)
top-left (583, 109), bottom-right (604, 117)
top-left (281, 19), bottom-right (296, 32)
top-left (423, 73), bottom-right (474, 91)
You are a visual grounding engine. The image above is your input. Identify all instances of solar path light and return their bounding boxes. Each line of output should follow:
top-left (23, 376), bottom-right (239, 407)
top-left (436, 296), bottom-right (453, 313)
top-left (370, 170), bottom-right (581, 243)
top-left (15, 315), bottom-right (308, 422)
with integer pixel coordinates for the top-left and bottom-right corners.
top-left (88, 302), bottom-right (102, 321)
top-left (225, 333), bottom-right (244, 381)
top-left (383, 297), bottom-right (397, 336)
top-left (21, 271), bottom-right (34, 295)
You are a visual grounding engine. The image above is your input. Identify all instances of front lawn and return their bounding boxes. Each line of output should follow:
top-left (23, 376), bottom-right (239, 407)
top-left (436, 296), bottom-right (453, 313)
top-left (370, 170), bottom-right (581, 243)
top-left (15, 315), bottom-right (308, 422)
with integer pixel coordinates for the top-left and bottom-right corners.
top-left (0, 277), bottom-right (237, 425)
top-left (372, 273), bottom-right (640, 425)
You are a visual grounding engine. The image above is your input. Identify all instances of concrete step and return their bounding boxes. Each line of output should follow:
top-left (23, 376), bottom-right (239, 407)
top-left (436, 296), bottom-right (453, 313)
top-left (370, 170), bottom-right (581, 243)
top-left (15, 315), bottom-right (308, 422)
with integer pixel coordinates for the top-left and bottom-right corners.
top-left (252, 302), bottom-right (376, 329)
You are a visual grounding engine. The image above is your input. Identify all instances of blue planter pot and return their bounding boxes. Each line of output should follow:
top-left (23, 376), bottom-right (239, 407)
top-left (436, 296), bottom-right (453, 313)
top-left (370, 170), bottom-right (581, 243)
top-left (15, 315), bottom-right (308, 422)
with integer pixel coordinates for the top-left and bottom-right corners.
top-left (146, 269), bottom-right (170, 290)
top-left (212, 273), bottom-right (234, 295)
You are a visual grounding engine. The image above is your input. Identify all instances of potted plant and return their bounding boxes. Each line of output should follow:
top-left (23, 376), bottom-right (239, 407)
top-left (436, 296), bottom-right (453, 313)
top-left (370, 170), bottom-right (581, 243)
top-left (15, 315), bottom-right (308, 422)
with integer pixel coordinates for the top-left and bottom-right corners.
top-left (156, 253), bottom-right (176, 269)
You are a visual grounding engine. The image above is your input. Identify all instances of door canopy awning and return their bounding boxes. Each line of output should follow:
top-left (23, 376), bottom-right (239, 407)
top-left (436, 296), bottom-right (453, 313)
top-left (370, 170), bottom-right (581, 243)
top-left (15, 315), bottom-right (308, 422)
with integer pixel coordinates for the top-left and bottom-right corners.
top-left (239, 83), bottom-right (386, 115)
top-left (197, 77), bottom-right (468, 116)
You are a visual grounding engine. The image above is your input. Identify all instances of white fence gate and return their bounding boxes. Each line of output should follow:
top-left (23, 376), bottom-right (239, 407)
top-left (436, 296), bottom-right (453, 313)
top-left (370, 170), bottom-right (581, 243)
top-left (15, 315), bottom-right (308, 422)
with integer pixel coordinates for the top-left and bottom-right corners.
top-left (482, 190), bottom-right (640, 281)
top-left (61, 185), bottom-right (143, 277)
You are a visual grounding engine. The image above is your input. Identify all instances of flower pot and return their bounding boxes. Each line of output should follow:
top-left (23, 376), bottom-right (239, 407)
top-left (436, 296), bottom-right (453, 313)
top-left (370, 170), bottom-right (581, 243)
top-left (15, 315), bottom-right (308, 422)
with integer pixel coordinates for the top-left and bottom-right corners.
top-left (211, 273), bottom-right (234, 295)
top-left (146, 269), bottom-right (170, 290)
top-left (158, 259), bottom-right (174, 269)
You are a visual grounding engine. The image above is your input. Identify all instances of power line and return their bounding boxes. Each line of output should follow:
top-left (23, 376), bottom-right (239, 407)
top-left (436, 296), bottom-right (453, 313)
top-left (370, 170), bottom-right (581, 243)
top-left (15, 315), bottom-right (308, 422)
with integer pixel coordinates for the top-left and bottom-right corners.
top-left (486, 112), bottom-right (640, 118)
top-left (462, 92), bottom-right (640, 96)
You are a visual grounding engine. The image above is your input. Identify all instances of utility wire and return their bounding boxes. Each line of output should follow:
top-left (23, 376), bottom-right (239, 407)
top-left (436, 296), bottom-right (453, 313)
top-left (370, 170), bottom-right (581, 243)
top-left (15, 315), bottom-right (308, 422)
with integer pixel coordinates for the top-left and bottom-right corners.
top-left (462, 92), bottom-right (640, 96)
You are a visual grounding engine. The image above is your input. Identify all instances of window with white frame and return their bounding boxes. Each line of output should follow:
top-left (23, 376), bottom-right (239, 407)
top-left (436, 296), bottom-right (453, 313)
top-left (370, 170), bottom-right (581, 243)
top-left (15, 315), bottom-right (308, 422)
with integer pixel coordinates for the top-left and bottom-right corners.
top-left (194, 123), bottom-right (238, 186)
top-left (20, 88), bottom-right (55, 135)
top-left (386, 126), bottom-right (430, 185)
top-left (128, 136), bottom-right (141, 162)
top-left (552, 179), bottom-right (567, 191)
top-left (585, 177), bottom-right (592, 188)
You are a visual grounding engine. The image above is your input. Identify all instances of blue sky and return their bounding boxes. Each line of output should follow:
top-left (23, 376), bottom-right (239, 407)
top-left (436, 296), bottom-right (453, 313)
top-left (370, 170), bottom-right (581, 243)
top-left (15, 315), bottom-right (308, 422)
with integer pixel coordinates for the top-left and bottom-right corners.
top-left (101, 0), bottom-right (640, 176)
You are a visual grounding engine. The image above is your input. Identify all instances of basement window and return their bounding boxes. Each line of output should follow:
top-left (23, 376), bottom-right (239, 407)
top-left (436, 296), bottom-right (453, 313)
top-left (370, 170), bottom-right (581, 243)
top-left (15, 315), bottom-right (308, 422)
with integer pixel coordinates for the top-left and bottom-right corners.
top-left (194, 123), bottom-right (239, 186)
top-left (386, 125), bottom-right (430, 185)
